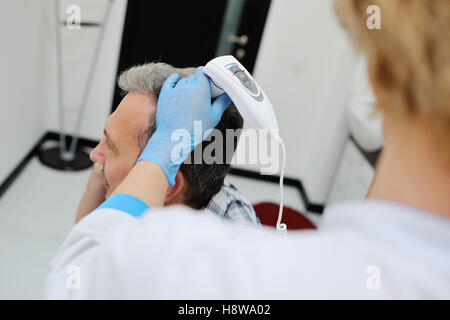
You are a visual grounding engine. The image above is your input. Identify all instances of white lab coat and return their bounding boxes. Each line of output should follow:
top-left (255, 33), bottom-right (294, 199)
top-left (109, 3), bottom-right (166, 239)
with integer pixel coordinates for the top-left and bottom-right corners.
top-left (45, 199), bottom-right (450, 299)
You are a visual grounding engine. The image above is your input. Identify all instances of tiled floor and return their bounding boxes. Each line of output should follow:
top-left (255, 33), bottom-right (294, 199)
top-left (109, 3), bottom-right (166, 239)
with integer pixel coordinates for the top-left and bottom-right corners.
top-left (0, 157), bottom-right (318, 299)
top-left (0, 158), bottom-right (92, 299)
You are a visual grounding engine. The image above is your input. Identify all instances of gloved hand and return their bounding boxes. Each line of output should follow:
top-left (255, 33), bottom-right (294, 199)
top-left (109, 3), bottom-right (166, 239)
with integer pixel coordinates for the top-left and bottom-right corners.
top-left (138, 67), bottom-right (232, 185)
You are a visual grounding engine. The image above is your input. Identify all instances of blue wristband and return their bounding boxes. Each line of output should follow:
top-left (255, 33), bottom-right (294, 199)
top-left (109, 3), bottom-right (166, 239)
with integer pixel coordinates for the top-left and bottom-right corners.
top-left (98, 193), bottom-right (150, 217)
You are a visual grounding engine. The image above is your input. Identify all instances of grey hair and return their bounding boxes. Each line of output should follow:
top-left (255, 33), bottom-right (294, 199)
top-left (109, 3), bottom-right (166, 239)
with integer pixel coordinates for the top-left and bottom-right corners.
top-left (117, 62), bottom-right (243, 209)
top-left (118, 62), bottom-right (196, 97)
top-left (118, 63), bottom-right (196, 148)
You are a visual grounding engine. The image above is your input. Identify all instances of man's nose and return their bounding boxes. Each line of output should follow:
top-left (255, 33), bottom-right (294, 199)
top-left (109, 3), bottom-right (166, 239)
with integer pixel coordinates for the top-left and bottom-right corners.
top-left (90, 142), bottom-right (106, 165)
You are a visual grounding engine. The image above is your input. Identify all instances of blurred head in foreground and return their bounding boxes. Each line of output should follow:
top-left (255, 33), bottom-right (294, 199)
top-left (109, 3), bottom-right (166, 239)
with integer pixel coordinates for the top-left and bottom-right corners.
top-left (335, 0), bottom-right (450, 215)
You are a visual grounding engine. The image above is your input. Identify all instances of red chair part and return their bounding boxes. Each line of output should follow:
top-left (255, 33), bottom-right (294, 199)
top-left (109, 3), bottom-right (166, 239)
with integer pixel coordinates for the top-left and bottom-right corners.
top-left (253, 202), bottom-right (316, 230)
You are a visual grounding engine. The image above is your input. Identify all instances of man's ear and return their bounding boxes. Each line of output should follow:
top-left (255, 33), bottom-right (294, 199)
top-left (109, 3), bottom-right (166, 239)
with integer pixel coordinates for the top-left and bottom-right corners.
top-left (164, 170), bottom-right (186, 206)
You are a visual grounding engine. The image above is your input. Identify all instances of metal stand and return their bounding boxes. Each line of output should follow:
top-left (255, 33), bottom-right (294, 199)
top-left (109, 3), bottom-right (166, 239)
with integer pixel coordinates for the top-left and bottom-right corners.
top-left (39, 0), bottom-right (113, 171)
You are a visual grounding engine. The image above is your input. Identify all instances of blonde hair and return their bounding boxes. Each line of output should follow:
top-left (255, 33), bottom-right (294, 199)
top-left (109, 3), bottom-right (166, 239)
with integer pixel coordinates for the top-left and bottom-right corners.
top-left (335, 0), bottom-right (450, 156)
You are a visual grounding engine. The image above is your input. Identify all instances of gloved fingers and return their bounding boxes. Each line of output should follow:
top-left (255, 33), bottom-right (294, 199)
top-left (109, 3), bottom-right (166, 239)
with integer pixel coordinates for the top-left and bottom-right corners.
top-left (162, 73), bottom-right (180, 91)
top-left (211, 93), bottom-right (232, 120)
top-left (195, 66), bottom-right (205, 76)
top-left (194, 66), bottom-right (210, 86)
top-left (174, 77), bottom-right (191, 91)
top-left (180, 72), bottom-right (197, 86)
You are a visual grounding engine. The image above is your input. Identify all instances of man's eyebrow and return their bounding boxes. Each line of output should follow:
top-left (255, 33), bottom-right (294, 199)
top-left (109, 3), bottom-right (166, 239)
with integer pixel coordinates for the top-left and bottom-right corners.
top-left (104, 129), bottom-right (119, 153)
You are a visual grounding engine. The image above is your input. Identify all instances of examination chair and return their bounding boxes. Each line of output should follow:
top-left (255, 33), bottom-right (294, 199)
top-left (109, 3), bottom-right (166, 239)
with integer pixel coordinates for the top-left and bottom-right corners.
top-left (253, 202), bottom-right (316, 230)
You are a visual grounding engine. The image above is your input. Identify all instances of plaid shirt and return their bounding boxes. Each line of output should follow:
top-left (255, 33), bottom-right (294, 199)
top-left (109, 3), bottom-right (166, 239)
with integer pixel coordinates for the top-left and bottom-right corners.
top-left (202, 183), bottom-right (261, 225)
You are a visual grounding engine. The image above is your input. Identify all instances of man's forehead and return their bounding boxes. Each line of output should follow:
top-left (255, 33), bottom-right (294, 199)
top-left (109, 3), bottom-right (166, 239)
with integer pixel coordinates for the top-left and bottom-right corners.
top-left (106, 92), bottom-right (156, 143)
top-left (119, 92), bottom-right (156, 114)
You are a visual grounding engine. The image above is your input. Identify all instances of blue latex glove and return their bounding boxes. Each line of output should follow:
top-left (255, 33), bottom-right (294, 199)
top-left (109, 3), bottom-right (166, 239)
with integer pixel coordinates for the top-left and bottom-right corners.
top-left (138, 67), bottom-right (232, 185)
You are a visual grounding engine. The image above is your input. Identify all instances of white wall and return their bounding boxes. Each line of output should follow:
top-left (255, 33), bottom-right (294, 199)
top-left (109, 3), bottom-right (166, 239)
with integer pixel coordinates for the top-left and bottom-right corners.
top-left (42, 0), bottom-right (127, 141)
top-left (327, 140), bottom-right (375, 205)
top-left (0, 0), bottom-right (126, 185)
top-left (2, 0), bottom-right (359, 206)
top-left (0, 1), bottom-right (47, 183)
top-left (251, 0), bottom-right (357, 203)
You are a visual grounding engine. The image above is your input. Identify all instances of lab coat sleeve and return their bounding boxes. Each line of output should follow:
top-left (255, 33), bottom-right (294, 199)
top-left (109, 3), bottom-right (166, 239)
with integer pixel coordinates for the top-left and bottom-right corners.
top-left (45, 194), bottom-right (150, 299)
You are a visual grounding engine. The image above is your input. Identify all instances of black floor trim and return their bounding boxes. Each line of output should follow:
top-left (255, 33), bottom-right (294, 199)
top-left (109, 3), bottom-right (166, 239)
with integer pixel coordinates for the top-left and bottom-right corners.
top-left (0, 131), bottom-right (96, 200)
top-left (0, 131), bottom-right (325, 214)
top-left (0, 133), bottom-right (47, 199)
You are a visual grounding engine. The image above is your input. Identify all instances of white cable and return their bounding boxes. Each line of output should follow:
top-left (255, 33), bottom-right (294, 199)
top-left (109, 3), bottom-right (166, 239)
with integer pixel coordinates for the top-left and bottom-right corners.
top-left (274, 134), bottom-right (287, 233)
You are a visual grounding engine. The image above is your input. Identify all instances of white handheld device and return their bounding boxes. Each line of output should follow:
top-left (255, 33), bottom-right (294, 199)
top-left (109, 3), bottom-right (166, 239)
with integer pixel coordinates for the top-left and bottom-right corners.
top-left (205, 56), bottom-right (279, 131)
top-left (204, 56), bottom-right (287, 233)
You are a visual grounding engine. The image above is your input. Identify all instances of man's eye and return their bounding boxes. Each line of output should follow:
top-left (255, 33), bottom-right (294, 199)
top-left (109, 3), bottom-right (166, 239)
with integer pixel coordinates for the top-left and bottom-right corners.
top-left (103, 138), bottom-right (112, 151)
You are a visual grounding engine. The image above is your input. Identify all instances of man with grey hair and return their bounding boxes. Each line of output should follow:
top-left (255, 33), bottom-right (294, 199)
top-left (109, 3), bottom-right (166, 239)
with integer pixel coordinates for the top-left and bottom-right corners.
top-left (75, 62), bottom-right (260, 225)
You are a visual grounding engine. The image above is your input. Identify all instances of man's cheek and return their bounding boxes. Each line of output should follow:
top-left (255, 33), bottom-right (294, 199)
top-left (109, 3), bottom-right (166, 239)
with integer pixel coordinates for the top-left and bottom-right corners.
top-left (108, 167), bottom-right (129, 191)
top-left (103, 166), bottom-right (113, 190)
